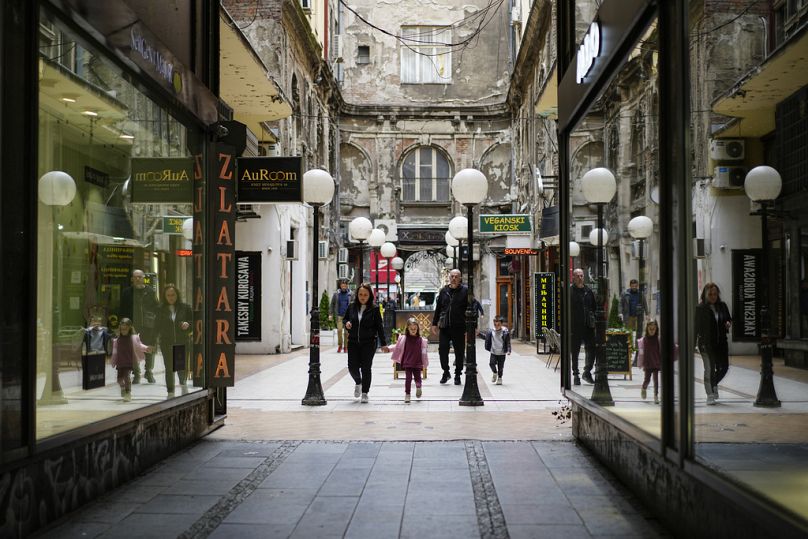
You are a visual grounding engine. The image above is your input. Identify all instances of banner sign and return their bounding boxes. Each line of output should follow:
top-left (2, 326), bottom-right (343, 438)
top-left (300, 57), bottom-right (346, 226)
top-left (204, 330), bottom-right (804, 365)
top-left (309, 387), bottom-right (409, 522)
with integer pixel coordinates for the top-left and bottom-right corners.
top-left (192, 153), bottom-right (206, 387)
top-left (479, 214), bottom-right (532, 234)
top-left (732, 249), bottom-right (762, 342)
top-left (130, 157), bottom-right (194, 203)
top-left (534, 272), bottom-right (557, 338)
top-left (236, 157), bottom-right (302, 203)
top-left (163, 216), bottom-right (191, 234)
top-left (235, 251), bottom-right (262, 341)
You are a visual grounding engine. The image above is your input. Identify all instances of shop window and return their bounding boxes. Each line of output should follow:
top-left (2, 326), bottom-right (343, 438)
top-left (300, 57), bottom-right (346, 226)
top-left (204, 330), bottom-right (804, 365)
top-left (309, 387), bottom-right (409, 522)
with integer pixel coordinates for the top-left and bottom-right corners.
top-left (400, 145), bottom-right (451, 202)
top-left (36, 13), bottom-right (204, 441)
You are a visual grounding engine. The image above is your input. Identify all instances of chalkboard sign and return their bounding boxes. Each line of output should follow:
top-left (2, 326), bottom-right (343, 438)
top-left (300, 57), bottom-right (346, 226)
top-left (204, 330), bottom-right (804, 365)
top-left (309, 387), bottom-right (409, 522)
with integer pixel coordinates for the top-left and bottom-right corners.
top-left (606, 332), bottom-right (632, 379)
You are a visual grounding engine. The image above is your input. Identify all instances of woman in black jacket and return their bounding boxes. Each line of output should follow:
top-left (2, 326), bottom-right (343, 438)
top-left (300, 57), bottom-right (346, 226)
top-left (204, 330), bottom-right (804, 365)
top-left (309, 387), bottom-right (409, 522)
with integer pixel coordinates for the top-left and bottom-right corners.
top-left (694, 282), bottom-right (732, 405)
top-left (156, 284), bottom-right (193, 396)
top-left (343, 283), bottom-right (389, 403)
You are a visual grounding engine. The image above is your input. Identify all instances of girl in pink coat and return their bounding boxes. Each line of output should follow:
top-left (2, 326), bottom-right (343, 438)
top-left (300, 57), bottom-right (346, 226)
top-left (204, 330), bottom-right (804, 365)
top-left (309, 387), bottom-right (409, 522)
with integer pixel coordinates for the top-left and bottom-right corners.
top-left (112, 318), bottom-right (150, 402)
top-left (389, 318), bottom-right (429, 403)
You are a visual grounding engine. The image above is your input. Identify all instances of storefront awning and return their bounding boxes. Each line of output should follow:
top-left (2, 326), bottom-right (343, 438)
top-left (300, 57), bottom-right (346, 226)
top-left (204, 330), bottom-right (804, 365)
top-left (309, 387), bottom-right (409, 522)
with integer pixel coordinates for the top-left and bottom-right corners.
top-left (219, 7), bottom-right (292, 138)
top-left (712, 28), bottom-right (808, 138)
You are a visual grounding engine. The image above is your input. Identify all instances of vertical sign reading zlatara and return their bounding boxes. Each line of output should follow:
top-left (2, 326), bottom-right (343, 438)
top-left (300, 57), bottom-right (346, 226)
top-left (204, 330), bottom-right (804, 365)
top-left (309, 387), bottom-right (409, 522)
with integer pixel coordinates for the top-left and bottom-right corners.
top-left (235, 252), bottom-right (261, 341)
top-left (192, 153), bottom-right (205, 386)
top-left (208, 146), bottom-right (236, 386)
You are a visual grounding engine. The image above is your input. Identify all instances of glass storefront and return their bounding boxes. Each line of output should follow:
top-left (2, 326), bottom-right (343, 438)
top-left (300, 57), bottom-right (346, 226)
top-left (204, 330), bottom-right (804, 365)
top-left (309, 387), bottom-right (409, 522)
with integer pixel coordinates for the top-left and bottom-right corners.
top-left (36, 12), bottom-right (204, 440)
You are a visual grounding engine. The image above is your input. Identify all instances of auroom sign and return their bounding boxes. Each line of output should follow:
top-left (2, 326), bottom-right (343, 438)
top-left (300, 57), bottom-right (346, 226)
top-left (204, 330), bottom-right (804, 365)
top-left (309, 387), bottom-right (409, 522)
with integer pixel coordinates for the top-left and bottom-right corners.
top-left (577, 22), bottom-right (601, 83)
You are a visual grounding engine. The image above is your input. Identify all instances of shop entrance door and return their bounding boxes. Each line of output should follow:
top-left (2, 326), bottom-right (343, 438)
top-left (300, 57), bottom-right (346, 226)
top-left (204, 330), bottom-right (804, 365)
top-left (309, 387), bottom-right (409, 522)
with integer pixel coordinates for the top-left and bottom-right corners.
top-left (496, 279), bottom-right (512, 329)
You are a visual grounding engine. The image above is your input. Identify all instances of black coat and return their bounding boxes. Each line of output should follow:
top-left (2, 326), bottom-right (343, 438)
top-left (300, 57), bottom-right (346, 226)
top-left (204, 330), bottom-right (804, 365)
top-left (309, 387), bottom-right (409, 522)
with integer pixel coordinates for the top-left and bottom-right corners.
top-left (343, 303), bottom-right (387, 346)
top-left (570, 284), bottom-right (596, 336)
top-left (432, 284), bottom-right (469, 330)
top-left (155, 302), bottom-right (193, 349)
top-left (695, 301), bottom-right (732, 352)
top-left (119, 285), bottom-right (159, 333)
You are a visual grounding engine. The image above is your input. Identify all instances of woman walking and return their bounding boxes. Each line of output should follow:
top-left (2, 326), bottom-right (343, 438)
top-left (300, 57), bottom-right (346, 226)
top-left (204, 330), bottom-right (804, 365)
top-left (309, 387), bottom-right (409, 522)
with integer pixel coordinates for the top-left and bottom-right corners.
top-left (343, 283), bottom-right (389, 403)
top-left (695, 283), bottom-right (732, 405)
top-left (155, 284), bottom-right (193, 396)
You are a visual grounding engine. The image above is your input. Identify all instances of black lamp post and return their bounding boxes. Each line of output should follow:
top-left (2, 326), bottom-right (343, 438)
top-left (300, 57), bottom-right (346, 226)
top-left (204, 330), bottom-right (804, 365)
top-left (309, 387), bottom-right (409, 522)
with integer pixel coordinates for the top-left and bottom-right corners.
top-left (302, 169), bottom-right (335, 406)
top-left (628, 215), bottom-right (653, 345)
top-left (392, 256), bottom-right (404, 308)
top-left (349, 217), bottom-right (373, 286)
top-left (446, 230), bottom-right (460, 270)
top-left (452, 169), bottom-right (487, 407)
top-left (745, 166), bottom-right (782, 408)
top-left (582, 167), bottom-right (616, 407)
top-left (368, 228), bottom-right (386, 298)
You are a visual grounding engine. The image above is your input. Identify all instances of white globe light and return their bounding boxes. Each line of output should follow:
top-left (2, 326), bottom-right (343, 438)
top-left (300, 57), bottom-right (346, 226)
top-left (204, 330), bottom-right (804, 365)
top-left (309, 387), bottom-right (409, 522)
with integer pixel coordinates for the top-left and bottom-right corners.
top-left (446, 245), bottom-right (457, 258)
top-left (391, 256), bottom-right (404, 270)
top-left (569, 241), bottom-right (581, 257)
top-left (445, 230), bottom-right (459, 246)
top-left (368, 228), bottom-right (386, 248)
top-left (581, 167), bottom-right (616, 204)
top-left (451, 168), bottom-right (488, 205)
top-left (380, 242), bottom-right (397, 258)
top-left (302, 169), bottom-right (335, 205)
top-left (589, 228), bottom-right (609, 246)
top-left (628, 215), bottom-right (653, 239)
top-left (38, 170), bottom-right (76, 206)
top-left (448, 215), bottom-right (468, 240)
top-left (394, 274), bottom-right (401, 283)
top-left (182, 218), bottom-right (194, 241)
top-left (444, 257), bottom-right (454, 268)
top-left (744, 165), bottom-right (782, 202)
top-left (349, 217), bottom-right (373, 241)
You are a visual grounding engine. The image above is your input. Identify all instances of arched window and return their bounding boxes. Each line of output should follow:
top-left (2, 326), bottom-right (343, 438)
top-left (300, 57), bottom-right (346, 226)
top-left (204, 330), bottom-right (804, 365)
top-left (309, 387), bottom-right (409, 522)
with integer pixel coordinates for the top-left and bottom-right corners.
top-left (400, 146), bottom-right (451, 202)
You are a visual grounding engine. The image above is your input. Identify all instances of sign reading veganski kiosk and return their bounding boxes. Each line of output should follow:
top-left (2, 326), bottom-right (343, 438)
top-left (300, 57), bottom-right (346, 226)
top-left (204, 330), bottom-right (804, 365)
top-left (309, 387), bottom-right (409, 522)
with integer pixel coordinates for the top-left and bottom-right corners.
top-left (130, 157), bottom-right (193, 203)
top-left (236, 157), bottom-right (302, 203)
top-left (479, 214), bottom-right (531, 234)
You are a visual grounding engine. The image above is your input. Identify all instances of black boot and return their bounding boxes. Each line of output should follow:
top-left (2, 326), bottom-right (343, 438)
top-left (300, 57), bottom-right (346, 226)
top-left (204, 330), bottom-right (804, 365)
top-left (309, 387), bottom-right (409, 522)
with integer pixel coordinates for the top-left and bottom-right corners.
top-left (440, 371), bottom-right (450, 384)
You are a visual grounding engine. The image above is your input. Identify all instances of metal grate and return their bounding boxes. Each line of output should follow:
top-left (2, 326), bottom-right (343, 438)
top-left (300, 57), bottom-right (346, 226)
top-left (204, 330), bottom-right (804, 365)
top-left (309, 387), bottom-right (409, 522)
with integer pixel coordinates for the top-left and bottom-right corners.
top-left (777, 87), bottom-right (808, 197)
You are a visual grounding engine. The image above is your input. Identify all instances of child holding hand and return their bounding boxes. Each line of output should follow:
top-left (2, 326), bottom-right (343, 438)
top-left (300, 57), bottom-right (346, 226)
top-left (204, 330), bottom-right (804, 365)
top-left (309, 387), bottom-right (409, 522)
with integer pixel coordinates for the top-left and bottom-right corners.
top-left (112, 318), bottom-right (151, 402)
top-left (389, 318), bottom-right (429, 403)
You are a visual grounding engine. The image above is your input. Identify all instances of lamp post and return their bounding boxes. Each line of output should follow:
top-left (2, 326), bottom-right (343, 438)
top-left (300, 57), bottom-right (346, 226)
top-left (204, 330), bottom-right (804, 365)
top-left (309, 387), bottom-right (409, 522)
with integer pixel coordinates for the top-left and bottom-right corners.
top-left (582, 167), bottom-right (616, 406)
top-left (302, 169), bottom-right (335, 406)
top-left (449, 215), bottom-right (468, 273)
top-left (569, 241), bottom-right (580, 281)
top-left (745, 166), bottom-right (782, 408)
top-left (392, 256), bottom-right (404, 308)
top-left (349, 217), bottom-right (373, 286)
top-left (628, 215), bottom-right (653, 345)
top-left (368, 228), bottom-right (386, 298)
top-left (452, 168), bottom-right (488, 407)
top-left (445, 231), bottom-right (459, 269)
top-left (380, 241), bottom-right (397, 302)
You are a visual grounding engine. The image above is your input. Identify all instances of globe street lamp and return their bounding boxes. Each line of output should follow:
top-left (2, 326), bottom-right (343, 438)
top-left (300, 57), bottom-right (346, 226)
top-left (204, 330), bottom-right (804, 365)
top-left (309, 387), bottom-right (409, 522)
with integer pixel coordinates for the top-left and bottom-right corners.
top-left (449, 215), bottom-right (468, 273)
top-left (569, 240), bottom-right (581, 258)
top-left (349, 217), bottom-right (373, 286)
top-left (745, 166), bottom-right (782, 408)
top-left (445, 230), bottom-right (459, 269)
top-left (392, 256), bottom-right (404, 308)
top-left (368, 228), bottom-right (386, 298)
top-left (628, 215), bottom-right (653, 345)
top-left (302, 169), bottom-right (335, 406)
top-left (380, 241), bottom-right (397, 303)
top-left (452, 168), bottom-right (488, 407)
top-left (582, 167), bottom-right (616, 406)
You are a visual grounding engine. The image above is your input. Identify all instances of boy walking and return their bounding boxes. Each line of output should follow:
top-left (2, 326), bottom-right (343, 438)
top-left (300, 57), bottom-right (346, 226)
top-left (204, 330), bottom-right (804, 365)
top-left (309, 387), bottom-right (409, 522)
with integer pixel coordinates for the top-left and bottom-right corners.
top-left (483, 316), bottom-right (511, 384)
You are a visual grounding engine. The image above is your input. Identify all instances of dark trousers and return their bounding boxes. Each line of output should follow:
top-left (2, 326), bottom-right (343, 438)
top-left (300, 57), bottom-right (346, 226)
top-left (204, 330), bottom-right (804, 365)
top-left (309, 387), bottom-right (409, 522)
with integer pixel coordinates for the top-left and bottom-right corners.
top-left (348, 341), bottom-right (376, 393)
top-left (570, 331), bottom-right (595, 376)
top-left (404, 368), bottom-right (422, 394)
top-left (160, 345), bottom-right (187, 392)
top-left (642, 368), bottom-right (659, 392)
top-left (489, 354), bottom-right (506, 377)
top-left (132, 331), bottom-right (155, 377)
top-left (116, 368), bottom-right (132, 393)
top-left (701, 342), bottom-right (729, 396)
top-left (439, 327), bottom-right (465, 376)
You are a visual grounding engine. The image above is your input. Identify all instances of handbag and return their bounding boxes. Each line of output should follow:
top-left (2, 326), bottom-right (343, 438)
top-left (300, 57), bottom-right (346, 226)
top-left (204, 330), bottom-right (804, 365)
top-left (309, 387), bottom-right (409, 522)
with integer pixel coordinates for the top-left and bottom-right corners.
top-left (586, 310), bottom-right (595, 329)
top-left (438, 310), bottom-right (449, 329)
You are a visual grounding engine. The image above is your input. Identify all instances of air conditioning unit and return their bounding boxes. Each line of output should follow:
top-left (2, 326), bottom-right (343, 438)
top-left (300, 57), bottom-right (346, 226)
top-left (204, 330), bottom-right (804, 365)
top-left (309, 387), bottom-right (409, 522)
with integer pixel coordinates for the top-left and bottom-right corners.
top-left (334, 35), bottom-right (344, 63)
top-left (713, 166), bottom-right (746, 189)
top-left (338, 247), bottom-right (349, 264)
top-left (318, 240), bottom-right (328, 259)
top-left (285, 240), bottom-right (298, 260)
top-left (374, 219), bottom-right (398, 241)
top-left (710, 139), bottom-right (745, 161)
top-left (511, 4), bottom-right (521, 25)
top-left (574, 221), bottom-right (595, 243)
top-left (693, 238), bottom-right (706, 259)
top-left (338, 264), bottom-right (349, 279)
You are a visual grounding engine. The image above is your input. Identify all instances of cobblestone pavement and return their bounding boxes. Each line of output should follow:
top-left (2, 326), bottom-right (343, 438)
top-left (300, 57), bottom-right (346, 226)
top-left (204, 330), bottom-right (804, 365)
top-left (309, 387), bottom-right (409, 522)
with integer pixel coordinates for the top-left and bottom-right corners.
top-left (37, 439), bottom-right (670, 538)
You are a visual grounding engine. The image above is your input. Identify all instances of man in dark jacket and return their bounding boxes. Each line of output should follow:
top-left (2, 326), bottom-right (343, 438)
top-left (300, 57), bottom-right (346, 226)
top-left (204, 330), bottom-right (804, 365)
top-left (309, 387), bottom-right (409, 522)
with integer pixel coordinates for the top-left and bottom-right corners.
top-left (431, 269), bottom-right (469, 385)
top-left (119, 269), bottom-right (159, 383)
top-left (329, 280), bottom-right (353, 352)
top-left (570, 268), bottom-right (597, 386)
top-left (620, 279), bottom-right (647, 343)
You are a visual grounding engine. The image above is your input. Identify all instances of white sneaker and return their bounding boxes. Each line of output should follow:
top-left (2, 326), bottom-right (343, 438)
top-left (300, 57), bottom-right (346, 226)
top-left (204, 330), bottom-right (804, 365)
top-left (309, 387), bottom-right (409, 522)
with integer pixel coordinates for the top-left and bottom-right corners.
top-left (416, 387), bottom-right (422, 398)
top-left (492, 373), bottom-right (497, 382)
top-left (706, 395), bottom-right (717, 406)
top-left (361, 393), bottom-right (369, 403)
top-left (713, 386), bottom-right (719, 400)
top-left (495, 376), bottom-right (502, 385)
top-left (354, 384), bottom-right (361, 398)
top-left (404, 394), bottom-right (411, 403)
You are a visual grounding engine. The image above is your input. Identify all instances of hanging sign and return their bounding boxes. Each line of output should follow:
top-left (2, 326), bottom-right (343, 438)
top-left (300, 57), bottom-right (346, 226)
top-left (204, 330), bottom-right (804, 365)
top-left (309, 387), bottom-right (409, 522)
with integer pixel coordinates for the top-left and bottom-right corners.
top-left (163, 216), bottom-right (191, 234)
top-left (235, 251), bottom-right (262, 341)
top-left (236, 157), bottom-right (302, 203)
top-left (534, 272), bottom-right (557, 338)
top-left (130, 157), bottom-right (194, 203)
top-left (505, 248), bottom-right (541, 256)
top-left (479, 214), bottom-right (532, 234)
top-left (732, 249), bottom-right (762, 341)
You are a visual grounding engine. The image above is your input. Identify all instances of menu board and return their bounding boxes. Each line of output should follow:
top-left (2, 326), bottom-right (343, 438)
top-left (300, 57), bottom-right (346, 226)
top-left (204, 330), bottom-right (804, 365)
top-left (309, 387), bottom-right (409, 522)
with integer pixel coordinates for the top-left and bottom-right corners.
top-left (606, 332), bottom-right (631, 376)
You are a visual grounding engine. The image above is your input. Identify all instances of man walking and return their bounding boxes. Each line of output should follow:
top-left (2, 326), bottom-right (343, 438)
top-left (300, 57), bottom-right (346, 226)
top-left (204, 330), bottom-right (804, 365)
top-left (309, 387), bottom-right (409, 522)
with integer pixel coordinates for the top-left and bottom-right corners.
top-left (570, 268), bottom-right (596, 385)
top-left (329, 279), bottom-right (352, 353)
top-left (620, 278), bottom-right (647, 343)
top-left (431, 269), bottom-right (468, 385)
top-left (119, 269), bottom-right (158, 384)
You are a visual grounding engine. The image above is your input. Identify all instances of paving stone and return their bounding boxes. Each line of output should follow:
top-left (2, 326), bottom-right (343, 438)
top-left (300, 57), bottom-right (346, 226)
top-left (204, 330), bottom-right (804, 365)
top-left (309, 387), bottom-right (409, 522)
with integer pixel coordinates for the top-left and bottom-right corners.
top-left (97, 513), bottom-right (200, 539)
top-left (37, 521), bottom-right (110, 539)
top-left (289, 495), bottom-right (359, 538)
top-left (204, 456), bottom-right (267, 469)
top-left (319, 467), bottom-right (372, 496)
top-left (135, 494), bottom-right (221, 516)
top-left (501, 502), bottom-right (582, 525)
top-left (209, 522), bottom-right (297, 539)
top-left (400, 513), bottom-right (480, 539)
top-left (507, 523), bottom-right (592, 539)
top-left (162, 479), bottom-right (243, 496)
top-left (344, 510), bottom-right (403, 539)
top-left (222, 488), bottom-right (317, 524)
top-left (103, 484), bottom-right (164, 504)
top-left (72, 501), bottom-right (137, 524)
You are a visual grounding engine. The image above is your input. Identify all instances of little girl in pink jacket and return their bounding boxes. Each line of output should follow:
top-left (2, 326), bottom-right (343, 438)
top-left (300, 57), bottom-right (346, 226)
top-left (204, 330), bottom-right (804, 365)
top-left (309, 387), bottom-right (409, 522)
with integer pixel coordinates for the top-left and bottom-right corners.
top-left (389, 318), bottom-right (429, 403)
top-left (111, 318), bottom-right (150, 402)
